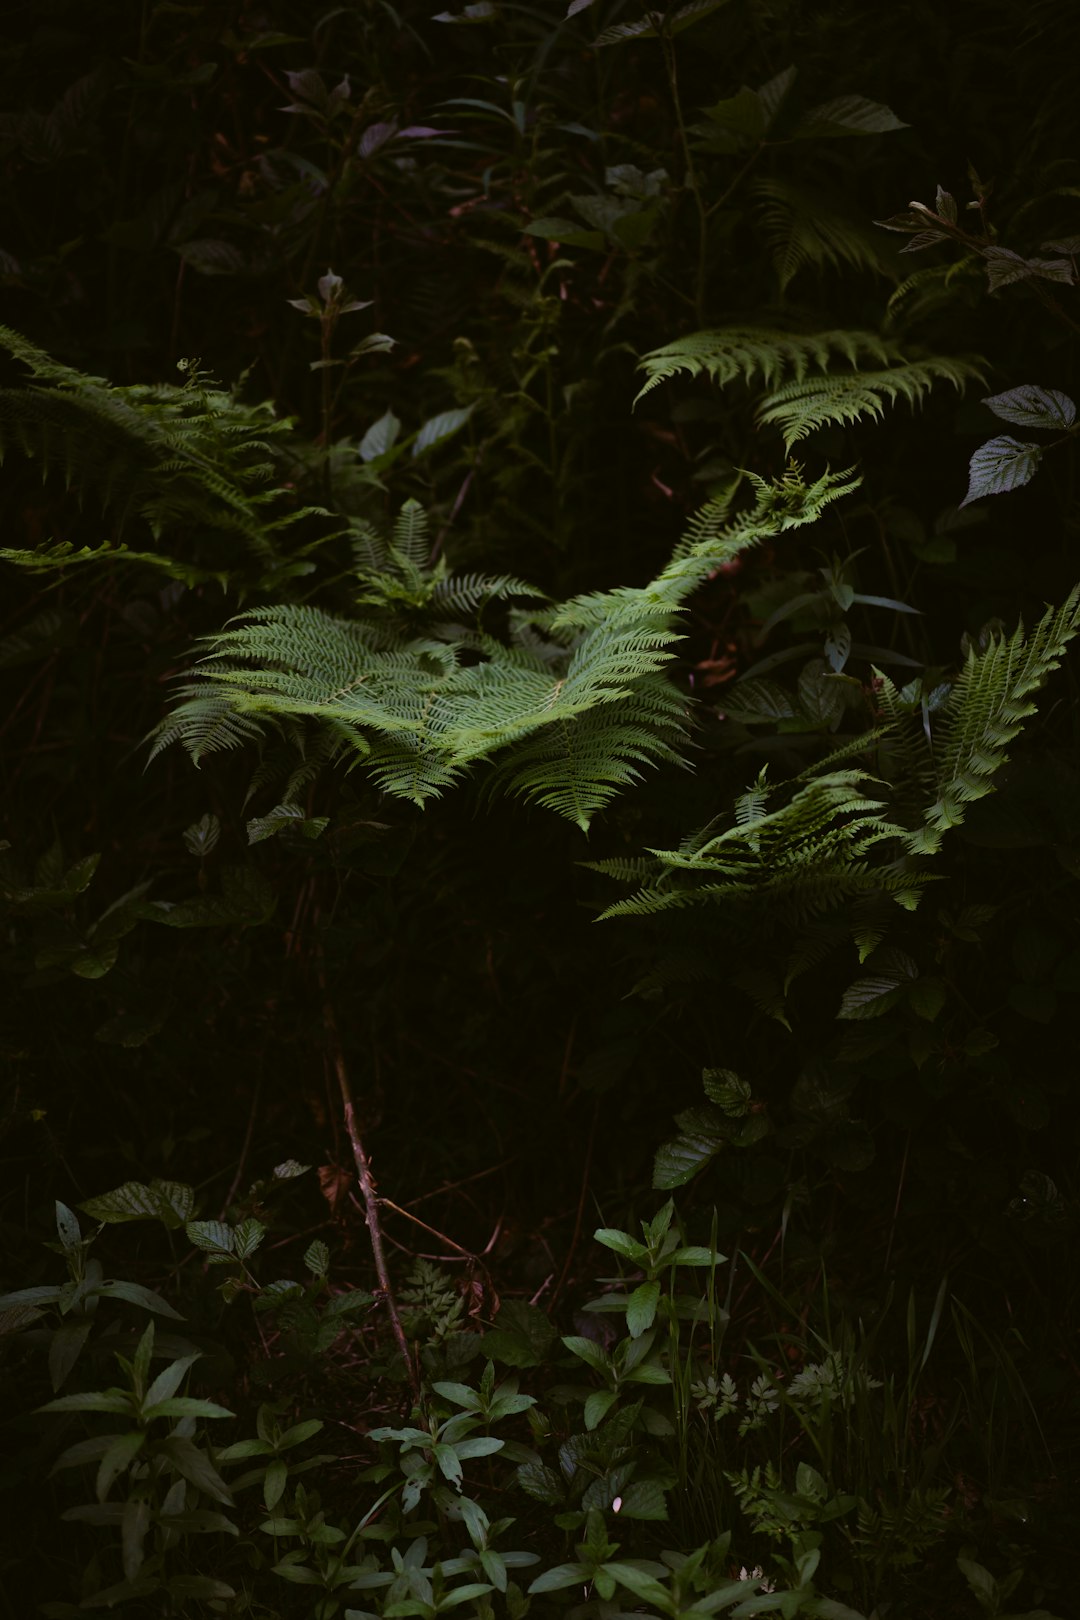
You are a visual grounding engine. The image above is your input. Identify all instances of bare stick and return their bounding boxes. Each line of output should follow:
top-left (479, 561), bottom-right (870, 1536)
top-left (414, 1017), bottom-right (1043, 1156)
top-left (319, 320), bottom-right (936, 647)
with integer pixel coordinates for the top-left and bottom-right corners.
top-left (321, 990), bottom-right (419, 1398)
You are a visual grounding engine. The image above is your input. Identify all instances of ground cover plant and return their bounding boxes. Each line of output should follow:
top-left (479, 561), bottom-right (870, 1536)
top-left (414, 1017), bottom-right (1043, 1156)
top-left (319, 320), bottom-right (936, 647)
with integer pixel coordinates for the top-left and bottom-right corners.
top-left (1, 1), bottom-right (1078, 1615)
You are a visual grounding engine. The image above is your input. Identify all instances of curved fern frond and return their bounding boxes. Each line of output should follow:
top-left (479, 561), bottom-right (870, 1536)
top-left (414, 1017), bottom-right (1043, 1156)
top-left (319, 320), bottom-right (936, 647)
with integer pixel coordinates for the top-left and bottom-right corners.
top-left (157, 470), bottom-right (863, 824)
top-left (635, 326), bottom-right (894, 403)
top-left (908, 587), bottom-right (1080, 852)
top-left (756, 356), bottom-right (985, 448)
top-left (754, 178), bottom-right (895, 292)
top-left (0, 325), bottom-right (306, 572)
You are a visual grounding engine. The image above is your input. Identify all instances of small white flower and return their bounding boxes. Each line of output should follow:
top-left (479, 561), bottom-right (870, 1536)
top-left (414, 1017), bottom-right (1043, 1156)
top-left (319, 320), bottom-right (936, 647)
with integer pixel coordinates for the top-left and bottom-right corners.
top-left (738, 1567), bottom-right (775, 1593)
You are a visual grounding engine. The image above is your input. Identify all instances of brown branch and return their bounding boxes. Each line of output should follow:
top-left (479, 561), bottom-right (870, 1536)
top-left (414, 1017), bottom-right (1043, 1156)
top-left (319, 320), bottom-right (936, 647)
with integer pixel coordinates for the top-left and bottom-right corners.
top-left (321, 989), bottom-right (419, 1398)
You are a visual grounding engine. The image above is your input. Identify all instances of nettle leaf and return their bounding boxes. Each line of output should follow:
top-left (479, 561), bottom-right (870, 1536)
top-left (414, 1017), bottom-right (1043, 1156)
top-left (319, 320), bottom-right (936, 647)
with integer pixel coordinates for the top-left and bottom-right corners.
top-left (837, 950), bottom-right (918, 1019)
top-left (652, 1122), bottom-right (724, 1189)
top-left (983, 385), bottom-right (1076, 432)
top-left (702, 1068), bottom-right (751, 1114)
top-left (794, 95), bottom-right (908, 139)
top-left (961, 436), bottom-right (1043, 506)
top-left (482, 1300), bottom-right (556, 1367)
top-left (186, 1220), bottom-right (235, 1256)
top-left (79, 1180), bottom-right (195, 1229)
top-left (983, 246), bottom-right (1075, 291)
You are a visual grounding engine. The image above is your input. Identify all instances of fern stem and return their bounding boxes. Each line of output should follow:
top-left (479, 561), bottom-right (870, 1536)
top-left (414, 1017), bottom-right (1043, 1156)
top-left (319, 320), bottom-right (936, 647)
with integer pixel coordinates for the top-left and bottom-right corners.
top-left (321, 979), bottom-right (419, 1396)
top-left (661, 32), bottom-right (709, 325)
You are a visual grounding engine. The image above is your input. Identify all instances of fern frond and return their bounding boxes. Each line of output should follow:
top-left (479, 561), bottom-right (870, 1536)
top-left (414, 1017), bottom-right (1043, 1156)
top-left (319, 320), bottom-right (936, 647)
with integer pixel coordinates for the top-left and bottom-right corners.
top-left (147, 688), bottom-right (268, 765)
top-left (392, 498), bottom-right (430, 566)
top-left (757, 356), bottom-right (985, 447)
top-left (596, 770), bottom-right (914, 921)
top-left (908, 587), bottom-right (1080, 852)
top-left (159, 472), bottom-right (863, 825)
top-left (0, 325), bottom-right (305, 572)
top-left (754, 178), bottom-right (894, 292)
top-left (635, 326), bottom-right (894, 403)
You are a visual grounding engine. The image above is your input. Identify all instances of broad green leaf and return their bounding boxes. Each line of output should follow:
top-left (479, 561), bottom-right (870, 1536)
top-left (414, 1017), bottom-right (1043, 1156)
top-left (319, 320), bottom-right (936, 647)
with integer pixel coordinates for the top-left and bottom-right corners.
top-left (592, 1227), bottom-right (647, 1261)
top-left (523, 216), bottom-right (605, 251)
top-left (274, 1160), bottom-right (310, 1181)
top-left (359, 408), bottom-right (401, 462)
top-left (481, 1300), bottom-right (556, 1367)
top-left (702, 1068), bottom-right (750, 1113)
top-left (79, 1178), bottom-right (195, 1229)
top-left (304, 1238), bottom-right (330, 1276)
top-left (0, 1285), bottom-right (62, 1309)
top-left (561, 1334), bottom-right (611, 1375)
top-left (143, 1353), bottom-right (201, 1410)
top-left (351, 332), bottom-right (396, 356)
top-left (614, 1479), bottom-right (669, 1520)
top-left (156, 1436), bottom-right (234, 1502)
top-left (982, 385), bottom-right (1076, 431)
top-left (795, 95), bottom-right (908, 138)
top-left (412, 405), bottom-right (474, 457)
top-left (143, 1396), bottom-right (234, 1421)
top-left (96, 1432), bottom-right (145, 1502)
top-left (584, 1389), bottom-right (618, 1430)
top-left (961, 436), bottom-right (1043, 505)
top-left (55, 1201), bottom-right (81, 1251)
top-left (983, 246), bottom-right (1074, 291)
top-left (625, 1280), bottom-right (660, 1338)
top-left (39, 1391), bottom-right (134, 1415)
top-left (837, 951), bottom-right (918, 1019)
top-left (186, 1220), bottom-right (235, 1255)
top-left (528, 1563), bottom-right (590, 1594)
top-left (516, 1459), bottom-right (564, 1506)
top-left (233, 1218), bottom-right (265, 1259)
top-left (92, 1280), bottom-right (184, 1318)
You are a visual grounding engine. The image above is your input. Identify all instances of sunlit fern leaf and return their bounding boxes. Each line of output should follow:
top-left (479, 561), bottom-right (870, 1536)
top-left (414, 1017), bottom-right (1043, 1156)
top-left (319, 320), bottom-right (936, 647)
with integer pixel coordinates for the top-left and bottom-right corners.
top-left (634, 327), bottom-right (894, 403)
top-left (157, 471), bottom-right (863, 824)
top-left (756, 356), bottom-right (985, 448)
top-left (754, 178), bottom-right (895, 293)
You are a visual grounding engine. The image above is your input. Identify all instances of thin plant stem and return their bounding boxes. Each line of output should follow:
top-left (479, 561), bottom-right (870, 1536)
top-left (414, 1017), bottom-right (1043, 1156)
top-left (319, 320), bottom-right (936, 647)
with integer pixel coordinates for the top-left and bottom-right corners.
top-left (320, 978), bottom-right (419, 1397)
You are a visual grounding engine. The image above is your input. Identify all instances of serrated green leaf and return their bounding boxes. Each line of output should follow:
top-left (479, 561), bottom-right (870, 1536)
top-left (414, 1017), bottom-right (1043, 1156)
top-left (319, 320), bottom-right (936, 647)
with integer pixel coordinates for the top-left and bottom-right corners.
top-left (186, 1220), bottom-right (235, 1255)
top-left (982, 384), bottom-right (1076, 431)
top-left (481, 1301), bottom-right (556, 1367)
top-left (961, 435), bottom-right (1043, 505)
top-left (794, 95), bottom-right (908, 138)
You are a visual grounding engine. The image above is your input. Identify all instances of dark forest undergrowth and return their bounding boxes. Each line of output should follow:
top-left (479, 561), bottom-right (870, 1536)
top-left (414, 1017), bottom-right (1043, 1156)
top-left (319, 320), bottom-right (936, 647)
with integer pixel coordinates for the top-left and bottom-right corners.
top-left (1, 3), bottom-right (1078, 1615)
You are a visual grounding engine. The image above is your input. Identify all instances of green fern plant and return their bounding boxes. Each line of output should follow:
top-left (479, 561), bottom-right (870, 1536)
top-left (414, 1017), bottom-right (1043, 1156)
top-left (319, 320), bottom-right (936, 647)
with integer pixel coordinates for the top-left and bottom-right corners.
top-left (591, 586), bottom-right (1080, 920)
top-left (634, 324), bottom-right (985, 449)
top-left (0, 326), bottom-right (326, 587)
top-left (153, 470), bottom-right (860, 827)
